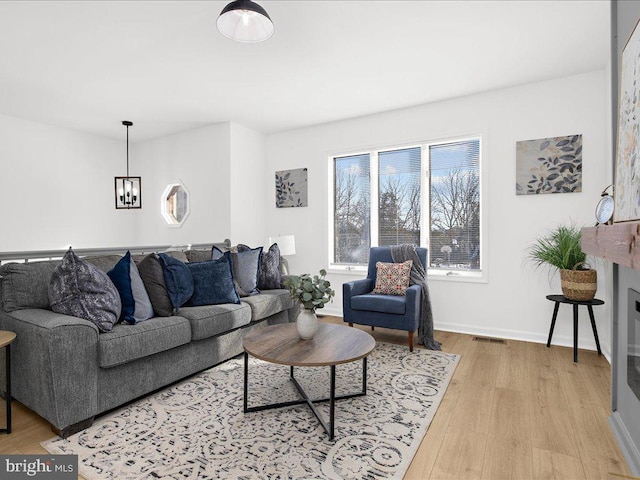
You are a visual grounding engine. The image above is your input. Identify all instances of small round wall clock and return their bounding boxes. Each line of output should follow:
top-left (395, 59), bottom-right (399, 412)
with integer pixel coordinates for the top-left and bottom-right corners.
top-left (595, 185), bottom-right (614, 225)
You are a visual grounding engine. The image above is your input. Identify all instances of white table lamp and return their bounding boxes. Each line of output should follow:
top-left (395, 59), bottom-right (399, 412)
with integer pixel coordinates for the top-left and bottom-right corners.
top-left (268, 235), bottom-right (296, 274)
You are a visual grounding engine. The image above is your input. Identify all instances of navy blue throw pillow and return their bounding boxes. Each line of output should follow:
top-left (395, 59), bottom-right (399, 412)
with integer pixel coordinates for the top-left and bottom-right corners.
top-left (158, 253), bottom-right (194, 310)
top-left (107, 251), bottom-right (135, 323)
top-left (185, 252), bottom-right (240, 306)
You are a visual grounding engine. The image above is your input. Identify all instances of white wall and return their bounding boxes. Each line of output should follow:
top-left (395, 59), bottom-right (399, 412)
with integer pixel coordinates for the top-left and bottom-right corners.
top-left (133, 123), bottom-right (232, 246)
top-left (266, 70), bottom-right (612, 356)
top-left (0, 113), bottom-right (137, 251)
top-left (229, 123), bottom-right (268, 246)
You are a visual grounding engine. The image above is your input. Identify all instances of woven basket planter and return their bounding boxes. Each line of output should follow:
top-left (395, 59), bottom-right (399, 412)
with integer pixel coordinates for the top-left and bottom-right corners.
top-left (560, 264), bottom-right (597, 301)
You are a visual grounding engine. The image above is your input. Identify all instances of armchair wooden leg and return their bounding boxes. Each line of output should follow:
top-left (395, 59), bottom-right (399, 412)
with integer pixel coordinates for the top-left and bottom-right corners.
top-left (408, 331), bottom-right (414, 352)
top-left (348, 323), bottom-right (353, 327)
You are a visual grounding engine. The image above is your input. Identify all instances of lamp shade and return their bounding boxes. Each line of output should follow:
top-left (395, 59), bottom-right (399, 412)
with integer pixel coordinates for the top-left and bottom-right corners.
top-left (269, 235), bottom-right (295, 256)
top-left (217, 0), bottom-right (274, 43)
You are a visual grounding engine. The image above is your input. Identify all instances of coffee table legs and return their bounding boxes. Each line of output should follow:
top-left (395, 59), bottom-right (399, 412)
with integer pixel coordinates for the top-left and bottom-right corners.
top-left (243, 352), bottom-right (368, 441)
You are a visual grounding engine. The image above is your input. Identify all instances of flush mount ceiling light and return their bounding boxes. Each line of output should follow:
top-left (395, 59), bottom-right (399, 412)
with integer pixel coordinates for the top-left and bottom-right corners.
top-left (217, 0), bottom-right (274, 43)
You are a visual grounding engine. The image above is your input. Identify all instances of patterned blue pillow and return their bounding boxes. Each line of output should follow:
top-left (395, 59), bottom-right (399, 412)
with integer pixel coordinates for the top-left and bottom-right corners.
top-left (158, 253), bottom-right (194, 310)
top-left (185, 253), bottom-right (240, 306)
top-left (49, 249), bottom-right (121, 332)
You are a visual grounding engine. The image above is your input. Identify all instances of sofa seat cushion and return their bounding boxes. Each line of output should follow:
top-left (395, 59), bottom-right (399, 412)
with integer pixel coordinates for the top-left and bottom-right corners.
top-left (98, 316), bottom-right (191, 368)
top-left (241, 290), bottom-right (295, 322)
top-left (178, 303), bottom-right (251, 341)
top-left (351, 294), bottom-right (406, 315)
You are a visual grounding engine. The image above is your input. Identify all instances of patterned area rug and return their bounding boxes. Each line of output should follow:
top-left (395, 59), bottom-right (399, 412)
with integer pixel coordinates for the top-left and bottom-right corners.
top-left (43, 342), bottom-right (459, 479)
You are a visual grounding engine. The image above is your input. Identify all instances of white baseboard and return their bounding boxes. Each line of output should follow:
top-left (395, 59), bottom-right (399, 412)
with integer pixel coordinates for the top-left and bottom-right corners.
top-left (318, 309), bottom-right (611, 363)
top-left (610, 412), bottom-right (640, 476)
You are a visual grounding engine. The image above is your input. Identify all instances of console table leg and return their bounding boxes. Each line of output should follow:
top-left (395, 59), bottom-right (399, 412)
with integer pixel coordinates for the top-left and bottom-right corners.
top-left (587, 305), bottom-right (602, 355)
top-left (573, 304), bottom-right (579, 363)
top-left (547, 302), bottom-right (560, 347)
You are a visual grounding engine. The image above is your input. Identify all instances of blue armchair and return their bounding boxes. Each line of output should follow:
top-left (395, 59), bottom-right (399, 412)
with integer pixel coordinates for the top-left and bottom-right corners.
top-left (343, 246), bottom-right (428, 352)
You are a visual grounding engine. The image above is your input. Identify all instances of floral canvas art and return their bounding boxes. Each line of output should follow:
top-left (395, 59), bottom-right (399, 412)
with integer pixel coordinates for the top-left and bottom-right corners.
top-left (515, 134), bottom-right (582, 195)
top-left (615, 20), bottom-right (640, 222)
top-left (275, 168), bottom-right (308, 208)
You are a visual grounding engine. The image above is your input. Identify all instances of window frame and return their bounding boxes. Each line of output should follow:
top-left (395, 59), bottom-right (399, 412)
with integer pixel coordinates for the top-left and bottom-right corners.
top-left (328, 135), bottom-right (486, 283)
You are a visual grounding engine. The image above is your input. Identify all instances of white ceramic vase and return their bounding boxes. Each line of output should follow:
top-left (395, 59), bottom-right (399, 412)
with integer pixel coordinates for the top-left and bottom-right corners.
top-left (297, 308), bottom-right (318, 340)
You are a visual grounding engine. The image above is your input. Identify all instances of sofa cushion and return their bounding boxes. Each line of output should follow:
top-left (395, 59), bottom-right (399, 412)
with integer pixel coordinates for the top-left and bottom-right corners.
top-left (185, 250), bottom-right (213, 263)
top-left (137, 254), bottom-right (173, 317)
top-left (178, 303), bottom-right (251, 341)
top-left (0, 260), bottom-right (59, 312)
top-left (158, 253), bottom-right (193, 309)
top-left (49, 249), bottom-right (122, 332)
top-left (351, 294), bottom-right (406, 315)
top-left (83, 255), bottom-right (125, 273)
top-left (98, 316), bottom-right (191, 368)
top-left (185, 256), bottom-right (240, 307)
top-left (241, 289), bottom-right (294, 322)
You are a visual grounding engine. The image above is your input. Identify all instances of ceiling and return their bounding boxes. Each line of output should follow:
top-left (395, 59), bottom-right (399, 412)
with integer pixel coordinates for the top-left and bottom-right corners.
top-left (0, 1), bottom-right (609, 142)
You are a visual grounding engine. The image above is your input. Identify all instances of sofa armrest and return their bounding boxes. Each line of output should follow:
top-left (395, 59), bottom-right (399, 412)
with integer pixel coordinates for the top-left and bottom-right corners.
top-left (0, 308), bottom-right (99, 431)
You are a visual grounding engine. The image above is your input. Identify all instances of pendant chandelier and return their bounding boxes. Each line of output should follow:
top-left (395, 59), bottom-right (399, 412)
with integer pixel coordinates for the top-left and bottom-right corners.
top-left (114, 120), bottom-right (142, 209)
top-left (217, 0), bottom-right (274, 43)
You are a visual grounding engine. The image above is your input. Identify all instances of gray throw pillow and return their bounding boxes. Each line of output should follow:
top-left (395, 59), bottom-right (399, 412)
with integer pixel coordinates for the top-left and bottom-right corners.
top-left (259, 243), bottom-right (282, 290)
top-left (238, 243), bottom-right (282, 290)
top-left (137, 254), bottom-right (173, 317)
top-left (129, 257), bottom-right (154, 322)
top-left (231, 246), bottom-right (262, 297)
top-left (48, 249), bottom-right (121, 333)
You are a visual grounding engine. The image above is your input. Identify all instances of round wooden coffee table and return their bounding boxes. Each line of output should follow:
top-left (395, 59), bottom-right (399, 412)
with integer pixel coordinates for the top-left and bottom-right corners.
top-left (243, 322), bottom-right (375, 440)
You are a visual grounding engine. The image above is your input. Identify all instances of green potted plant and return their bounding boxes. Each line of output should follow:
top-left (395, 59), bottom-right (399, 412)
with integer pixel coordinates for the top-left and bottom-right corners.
top-left (527, 225), bottom-right (596, 301)
top-left (283, 269), bottom-right (335, 339)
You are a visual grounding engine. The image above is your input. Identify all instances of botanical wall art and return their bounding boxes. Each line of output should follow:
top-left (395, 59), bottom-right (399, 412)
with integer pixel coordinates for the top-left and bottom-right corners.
top-left (615, 19), bottom-right (640, 222)
top-left (275, 167), bottom-right (308, 208)
top-left (515, 134), bottom-right (582, 195)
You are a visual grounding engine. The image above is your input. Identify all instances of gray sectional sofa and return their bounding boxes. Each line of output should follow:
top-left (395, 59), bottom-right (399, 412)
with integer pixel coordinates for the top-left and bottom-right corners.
top-left (0, 245), bottom-right (297, 437)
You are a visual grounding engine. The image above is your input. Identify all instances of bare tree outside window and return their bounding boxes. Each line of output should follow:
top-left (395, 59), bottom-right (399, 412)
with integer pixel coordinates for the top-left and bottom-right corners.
top-left (430, 140), bottom-right (480, 271)
top-left (378, 147), bottom-right (421, 247)
top-left (331, 137), bottom-right (481, 274)
top-left (334, 154), bottom-right (370, 265)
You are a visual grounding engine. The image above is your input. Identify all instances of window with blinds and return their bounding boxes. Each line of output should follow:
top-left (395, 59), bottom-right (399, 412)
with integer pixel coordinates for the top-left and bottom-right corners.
top-left (429, 139), bottom-right (480, 272)
top-left (333, 153), bottom-right (371, 265)
top-left (330, 135), bottom-right (482, 277)
top-left (378, 147), bottom-right (421, 247)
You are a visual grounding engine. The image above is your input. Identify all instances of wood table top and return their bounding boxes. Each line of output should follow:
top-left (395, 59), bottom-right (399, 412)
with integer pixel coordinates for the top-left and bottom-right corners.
top-left (0, 331), bottom-right (16, 349)
top-left (243, 323), bottom-right (376, 367)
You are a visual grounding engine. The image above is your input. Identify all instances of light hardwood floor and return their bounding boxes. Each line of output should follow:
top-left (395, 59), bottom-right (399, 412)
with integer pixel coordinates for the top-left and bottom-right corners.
top-left (0, 317), bottom-right (634, 480)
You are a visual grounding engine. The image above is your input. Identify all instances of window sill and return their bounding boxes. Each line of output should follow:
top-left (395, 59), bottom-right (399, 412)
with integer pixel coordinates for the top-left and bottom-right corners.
top-left (328, 266), bottom-right (487, 283)
top-left (428, 271), bottom-right (487, 284)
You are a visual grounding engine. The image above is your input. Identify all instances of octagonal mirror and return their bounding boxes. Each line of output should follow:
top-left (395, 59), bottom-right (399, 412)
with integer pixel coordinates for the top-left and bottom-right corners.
top-left (161, 182), bottom-right (190, 227)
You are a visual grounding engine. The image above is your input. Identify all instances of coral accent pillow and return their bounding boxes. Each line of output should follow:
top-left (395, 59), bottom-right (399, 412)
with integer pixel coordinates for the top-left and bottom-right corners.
top-left (372, 260), bottom-right (413, 296)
